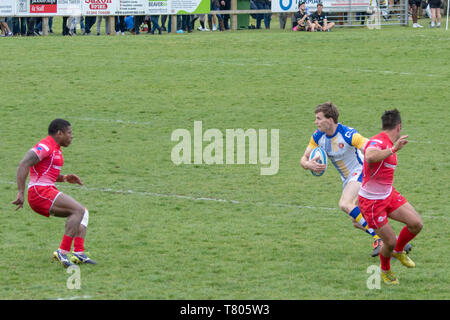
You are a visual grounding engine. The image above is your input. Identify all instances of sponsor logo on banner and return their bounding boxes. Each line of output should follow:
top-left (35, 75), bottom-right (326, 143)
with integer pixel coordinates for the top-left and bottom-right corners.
top-left (30, 0), bottom-right (58, 13)
top-left (85, 0), bottom-right (112, 10)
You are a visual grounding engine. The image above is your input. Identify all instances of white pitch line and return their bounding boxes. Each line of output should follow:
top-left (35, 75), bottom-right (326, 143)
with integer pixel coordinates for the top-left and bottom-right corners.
top-left (71, 117), bottom-right (153, 126)
top-left (1, 180), bottom-right (335, 211)
top-left (3, 180), bottom-right (445, 218)
top-left (79, 185), bottom-right (338, 212)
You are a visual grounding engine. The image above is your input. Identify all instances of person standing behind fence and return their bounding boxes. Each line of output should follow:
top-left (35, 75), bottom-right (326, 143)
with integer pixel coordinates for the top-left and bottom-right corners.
top-left (220, 0), bottom-right (231, 30)
top-left (150, 15), bottom-right (162, 34)
top-left (209, 0), bottom-right (223, 31)
top-left (0, 17), bottom-right (13, 37)
top-left (96, 16), bottom-right (110, 35)
top-left (409, 0), bottom-right (423, 28)
top-left (253, 0), bottom-right (271, 29)
top-left (428, 0), bottom-right (442, 28)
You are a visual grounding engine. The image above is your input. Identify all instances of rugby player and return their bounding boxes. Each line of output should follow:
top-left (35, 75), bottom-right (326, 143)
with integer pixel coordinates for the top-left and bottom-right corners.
top-left (12, 119), bottom-right (96, 267)
top-left (300, 102), bottom-right (410, 257)
top-left (358, 109), bottom-right (422, 285)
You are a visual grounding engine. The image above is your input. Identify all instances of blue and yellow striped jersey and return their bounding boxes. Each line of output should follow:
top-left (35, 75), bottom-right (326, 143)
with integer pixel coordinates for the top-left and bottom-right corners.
top-left (308, 124), bottom-right (366, 181)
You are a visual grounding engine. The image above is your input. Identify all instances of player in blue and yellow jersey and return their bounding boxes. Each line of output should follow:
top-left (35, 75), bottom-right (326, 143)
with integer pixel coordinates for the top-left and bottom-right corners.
top-left (300, 102), bottom-right (412, 257)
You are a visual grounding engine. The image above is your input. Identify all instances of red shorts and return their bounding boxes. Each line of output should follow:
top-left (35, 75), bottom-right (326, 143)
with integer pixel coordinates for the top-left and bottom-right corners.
top-left (27, 185), bottom-right (62, 217)
top-left (358, 188), bottom-right (408, 229)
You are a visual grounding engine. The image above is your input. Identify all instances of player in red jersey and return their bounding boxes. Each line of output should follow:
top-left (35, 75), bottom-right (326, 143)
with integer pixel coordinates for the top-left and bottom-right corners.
top-left (12, 119), bottom-right (96, 267)
top-left (358, 109), bottom-right (423, 285)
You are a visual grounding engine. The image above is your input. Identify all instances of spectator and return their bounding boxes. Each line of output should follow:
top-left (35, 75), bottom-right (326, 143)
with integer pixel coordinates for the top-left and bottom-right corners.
top-left (96, 16), bottom-right (110, 35)
top-left (84, 16), bottom-right (97, 35)
top-left (197, 14), bottom-right (211, 31)
top-left (144, 16), bottom-right (152, 33)
top-left (311, 3), bottom-right (335, 31)
top-left (278, 12), bottom-right (289, 29)
top-left (428, 0), bottom-right (442, 27)
top-left (263, 0), bottom-right (272, 29)
top-left (410, 0), bottom-right (423, 27)
top-left (125, 16), bottom-right (134, 32)
top-left (167, 15), bottom-right (182, 33)
top-left (209, 0), bottom-right (223, 31)
top-left (116, 16), bottom-right (126, 35)
top-left (12, 17), bottom-right (28, 36)
top-left (26, 17), bottom-right (37, 36)
top-left (182, 14), bottom-right (193, 33)
top-left (253, 0), bottom-right (271, 29)
top-left (62, 16), bottom-right (70, 36)
top-left (220, 0), bottom-right (231, 30)
top-left (150, 15), bottom-right (162, 34)
top-left (292, 2), bottom-right (314, 32)
top-left (160, 15), bottom-right (167, 31)
top-left (0, 17), bottom-right (13, 37)
top-left (355, 12), bottom-right (366, 25)
top-left (134, 15), bottom-right (145, 35)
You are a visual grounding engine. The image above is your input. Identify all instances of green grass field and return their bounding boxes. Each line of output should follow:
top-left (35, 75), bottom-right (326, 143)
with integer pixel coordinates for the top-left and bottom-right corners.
top-left (0, 18), bottom-right (449, 300)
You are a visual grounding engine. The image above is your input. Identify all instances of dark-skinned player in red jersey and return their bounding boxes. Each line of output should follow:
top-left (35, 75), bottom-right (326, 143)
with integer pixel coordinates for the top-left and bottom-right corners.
top-left (12, 119), bottom-right (96, 267)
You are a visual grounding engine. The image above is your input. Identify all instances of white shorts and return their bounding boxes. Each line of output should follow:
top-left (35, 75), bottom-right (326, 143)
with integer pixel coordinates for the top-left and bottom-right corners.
top-left (342, 168), bottom-right (363, 189)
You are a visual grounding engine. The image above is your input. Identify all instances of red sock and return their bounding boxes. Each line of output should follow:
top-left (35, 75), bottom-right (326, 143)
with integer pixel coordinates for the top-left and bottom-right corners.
top-left (395, 226), bottom-right (417, 252)
top-left (59, 235), bottom-right (73, 253)
top-left (74, 237), bottom-right (85, 253)
top-left (380, 253), bottom-right (391, 271)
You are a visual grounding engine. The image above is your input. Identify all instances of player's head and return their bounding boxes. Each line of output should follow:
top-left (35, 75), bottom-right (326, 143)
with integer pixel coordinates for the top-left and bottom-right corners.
top-left (314, 102), bottom-right (339, 133)
top-left (299, 2), bottom-right (306, 10)
top-left (381, 109), bottom-right (402, 138)
top-left (317, 3), bottom-right (323, 11)
top-left (48, 119), bottom-right (72, 147)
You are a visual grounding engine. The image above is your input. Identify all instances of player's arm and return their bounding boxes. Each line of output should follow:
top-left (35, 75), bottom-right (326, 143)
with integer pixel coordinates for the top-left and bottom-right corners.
top-left (12, 150), bottom-right (40, 210)
top-left (300, 137), bottom-right (327, 173)
top-left (57, 174), bottom-right (83, 186)
top-left (365, 135), bottom-right (409, 163)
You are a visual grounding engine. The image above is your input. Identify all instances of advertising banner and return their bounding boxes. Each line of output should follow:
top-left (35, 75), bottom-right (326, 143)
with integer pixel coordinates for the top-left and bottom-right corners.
top-left (58, 0), bottom-right (82, 16)
top-left (0, 0), bottom-right (15, 16)
top-left (168, 0), bottom-right (210, 14)
top-left (147, 0), bottom-right (168, 15)
top-left (30, 0), bottom-right (57, 14)
top-left (1, 0), bottom-right (210, 16)
top-left (272, 0), bottom-right (371, 13)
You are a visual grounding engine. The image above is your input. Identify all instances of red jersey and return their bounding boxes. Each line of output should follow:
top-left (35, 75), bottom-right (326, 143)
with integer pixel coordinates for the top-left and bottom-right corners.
top-left (29, 136), bottom-right (64, 187)
top-left (359, 132), bottom-right (397, 200)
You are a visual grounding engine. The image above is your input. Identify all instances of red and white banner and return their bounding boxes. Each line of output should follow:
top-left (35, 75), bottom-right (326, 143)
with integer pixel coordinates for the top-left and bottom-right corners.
top-left (30, 0), bottom-right (57, 14)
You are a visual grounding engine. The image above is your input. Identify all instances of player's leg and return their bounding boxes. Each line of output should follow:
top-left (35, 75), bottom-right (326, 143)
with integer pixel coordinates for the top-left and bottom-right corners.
top-left (339, 181), bottom-right (379, 235)
top-left (50, 193), bottom-right (96, 265)
top-left (339, 181), bottom-right (383, 257)
top-left (71, 209), bottom-right (96, 264)
top-left (388, 202), bottom-right (422, 268)
top-left (373, 222), bottom-right (399, 284)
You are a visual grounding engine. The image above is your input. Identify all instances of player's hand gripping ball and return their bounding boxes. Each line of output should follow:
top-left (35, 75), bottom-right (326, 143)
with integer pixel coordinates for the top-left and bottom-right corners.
top-left (309, 147), bottom-right (327, 177)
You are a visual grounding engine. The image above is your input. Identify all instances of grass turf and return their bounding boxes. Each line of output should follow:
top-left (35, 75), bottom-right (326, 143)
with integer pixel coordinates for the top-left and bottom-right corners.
top-left (0, 18), bottom-right (449, 299)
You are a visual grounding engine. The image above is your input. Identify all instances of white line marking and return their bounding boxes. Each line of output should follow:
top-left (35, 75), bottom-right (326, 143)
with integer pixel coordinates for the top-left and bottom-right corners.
top-left (71, 117), bottom-right (153, 126)
top-left (3, 180), bottom-right (445, 219)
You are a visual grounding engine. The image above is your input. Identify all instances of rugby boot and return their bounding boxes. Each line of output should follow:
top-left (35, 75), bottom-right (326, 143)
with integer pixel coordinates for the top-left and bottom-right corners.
top-left (404, 242), bottom-right (412, 254)
top-left (53, 249), bottom-right (75, 268)
top-left (371, 239), bottom-right (383, 257)
top-left (70, 252), bottom-right (97, 265)
top-left (381, 268), bottom-right (399, 285)
top-left (392, 251), bottom-right (415, 268)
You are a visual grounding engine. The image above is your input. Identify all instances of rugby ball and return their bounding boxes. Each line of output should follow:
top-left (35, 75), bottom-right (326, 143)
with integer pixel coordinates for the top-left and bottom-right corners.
top-left (309, 147), bottom-right (327, 177)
